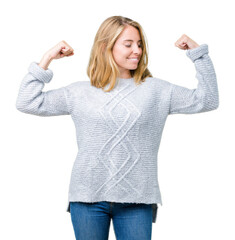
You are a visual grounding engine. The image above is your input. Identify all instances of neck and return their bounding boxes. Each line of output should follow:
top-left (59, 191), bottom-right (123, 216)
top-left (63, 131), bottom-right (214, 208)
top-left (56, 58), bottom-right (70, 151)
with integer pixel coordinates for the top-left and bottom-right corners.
top-left (118, 69), bottom-right (132, 79)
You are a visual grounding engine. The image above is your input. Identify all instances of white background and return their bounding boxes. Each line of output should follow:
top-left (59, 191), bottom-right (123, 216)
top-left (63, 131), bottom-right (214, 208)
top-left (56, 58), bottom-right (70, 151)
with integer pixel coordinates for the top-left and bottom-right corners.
top-left (1, 0), bottom-right (234, 239)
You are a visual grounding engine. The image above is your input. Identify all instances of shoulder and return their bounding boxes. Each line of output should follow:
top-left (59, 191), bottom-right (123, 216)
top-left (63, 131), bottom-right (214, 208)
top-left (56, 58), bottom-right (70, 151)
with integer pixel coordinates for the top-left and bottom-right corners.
top-left (144, 77), bottom-right (173, 88)
top-left (142, 77), bottom-right (174, 97)
top-left (66, 80), bottom-right (90, 88)
top-left (64, 80), bottom-right (91, 93)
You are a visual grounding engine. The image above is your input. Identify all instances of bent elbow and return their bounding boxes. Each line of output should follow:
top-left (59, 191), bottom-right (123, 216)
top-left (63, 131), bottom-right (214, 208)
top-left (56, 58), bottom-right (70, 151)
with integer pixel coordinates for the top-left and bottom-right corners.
top-left (16, 98), bottom-right (22, 112)
top-left (204, 96), bottom-right (219, 112)
top-left (213, 100), bottom-right (219, 110)
top-left (15, 98), bottom-right (32, 114)
top-left (211, 94), bottom-right (220, 110)
top-left (16, 100), bottom-right (26, 113)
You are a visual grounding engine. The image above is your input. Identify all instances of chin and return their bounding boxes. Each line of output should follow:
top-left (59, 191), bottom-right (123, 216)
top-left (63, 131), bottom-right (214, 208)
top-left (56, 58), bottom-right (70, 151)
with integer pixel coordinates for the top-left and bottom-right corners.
top-left (126, 65), bottom-right (138, 70)
top-left (129, 66), bottom-right (138, 70)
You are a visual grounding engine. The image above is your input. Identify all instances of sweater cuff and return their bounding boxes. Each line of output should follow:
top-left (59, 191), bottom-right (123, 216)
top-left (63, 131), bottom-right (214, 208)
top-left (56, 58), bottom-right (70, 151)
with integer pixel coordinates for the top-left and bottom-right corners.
top-left (28, 62), bottom-right (53, 83)
top-left (186, 44), bottom-right (209, 63)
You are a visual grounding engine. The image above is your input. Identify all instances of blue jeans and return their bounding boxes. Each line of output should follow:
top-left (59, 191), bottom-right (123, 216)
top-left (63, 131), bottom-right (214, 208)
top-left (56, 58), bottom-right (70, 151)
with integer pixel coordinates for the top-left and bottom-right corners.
top-left (70, 201), bottom-right (154, 240)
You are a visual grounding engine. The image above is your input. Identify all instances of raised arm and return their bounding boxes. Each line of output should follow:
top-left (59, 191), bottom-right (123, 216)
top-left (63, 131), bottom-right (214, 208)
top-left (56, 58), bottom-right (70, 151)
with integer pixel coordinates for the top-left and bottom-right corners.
top-left (16, 61), bottom-right (71, 116)
top-left (169, 43), bottom-right (219, 115)
top-left (16, 40), bottom-right (75, 117)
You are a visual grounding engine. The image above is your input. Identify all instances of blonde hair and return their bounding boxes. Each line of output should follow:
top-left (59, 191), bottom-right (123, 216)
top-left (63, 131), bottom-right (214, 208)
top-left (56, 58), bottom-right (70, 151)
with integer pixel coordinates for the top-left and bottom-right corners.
top-left (87, 15), bottom-right (152, 92)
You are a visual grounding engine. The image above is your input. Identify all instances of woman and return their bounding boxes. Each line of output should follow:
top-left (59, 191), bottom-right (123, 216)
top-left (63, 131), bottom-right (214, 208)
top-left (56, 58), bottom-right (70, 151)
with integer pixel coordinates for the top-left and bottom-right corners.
top-left (16, 15), bottom-right (219, 240)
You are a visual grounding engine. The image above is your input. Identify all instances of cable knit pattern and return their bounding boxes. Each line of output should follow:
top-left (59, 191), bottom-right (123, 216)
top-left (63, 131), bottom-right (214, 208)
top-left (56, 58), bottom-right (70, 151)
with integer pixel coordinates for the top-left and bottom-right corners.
top-left (15, 44), bottom-right (219, 223)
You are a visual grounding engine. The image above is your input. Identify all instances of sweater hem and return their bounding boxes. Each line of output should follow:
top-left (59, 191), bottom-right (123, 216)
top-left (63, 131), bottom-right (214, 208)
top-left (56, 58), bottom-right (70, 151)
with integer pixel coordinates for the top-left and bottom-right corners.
top-left (65, 195), bottom-right (163, 223)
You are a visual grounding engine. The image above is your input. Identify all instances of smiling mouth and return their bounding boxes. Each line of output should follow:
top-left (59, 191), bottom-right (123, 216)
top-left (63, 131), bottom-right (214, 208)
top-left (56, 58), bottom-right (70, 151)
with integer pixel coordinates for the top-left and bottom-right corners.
top-left (127, 58), bottom-right (139, 62)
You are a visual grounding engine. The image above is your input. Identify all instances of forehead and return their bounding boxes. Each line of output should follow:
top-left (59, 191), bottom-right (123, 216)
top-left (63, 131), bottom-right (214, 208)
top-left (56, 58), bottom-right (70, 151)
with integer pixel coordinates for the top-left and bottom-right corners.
top-left (117, 25), bottom-right (141, 41)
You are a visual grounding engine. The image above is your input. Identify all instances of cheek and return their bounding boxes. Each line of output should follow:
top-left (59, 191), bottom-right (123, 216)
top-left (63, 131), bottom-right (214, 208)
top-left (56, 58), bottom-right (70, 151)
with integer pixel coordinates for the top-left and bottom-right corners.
top-left (114, 45), bottom-right (129, 56)
top-left (113, 48), bottom-right (129, 63)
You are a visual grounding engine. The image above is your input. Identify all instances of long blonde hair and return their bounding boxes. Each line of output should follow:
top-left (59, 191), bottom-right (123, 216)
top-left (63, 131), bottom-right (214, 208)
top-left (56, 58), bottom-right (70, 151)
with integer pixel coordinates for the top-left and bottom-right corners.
top-left (87, 16), bottom-right (152, 92)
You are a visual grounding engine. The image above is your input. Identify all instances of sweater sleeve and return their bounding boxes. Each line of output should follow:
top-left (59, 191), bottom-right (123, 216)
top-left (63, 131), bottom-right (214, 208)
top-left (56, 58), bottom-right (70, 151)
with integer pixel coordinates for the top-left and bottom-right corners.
top-left (16, 62), bottom-right (70, 116)
top-left (168, 44), bottom-right (219, 115)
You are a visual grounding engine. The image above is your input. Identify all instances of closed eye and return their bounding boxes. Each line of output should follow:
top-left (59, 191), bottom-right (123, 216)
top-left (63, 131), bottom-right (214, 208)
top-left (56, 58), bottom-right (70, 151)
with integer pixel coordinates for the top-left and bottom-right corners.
top-left (125, 45), bottom-right (142, 48)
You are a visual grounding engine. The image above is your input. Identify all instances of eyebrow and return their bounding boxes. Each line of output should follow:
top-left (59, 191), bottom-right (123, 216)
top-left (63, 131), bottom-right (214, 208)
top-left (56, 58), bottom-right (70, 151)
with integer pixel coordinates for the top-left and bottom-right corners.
top-left (123, 39), bottom-right (142, 42)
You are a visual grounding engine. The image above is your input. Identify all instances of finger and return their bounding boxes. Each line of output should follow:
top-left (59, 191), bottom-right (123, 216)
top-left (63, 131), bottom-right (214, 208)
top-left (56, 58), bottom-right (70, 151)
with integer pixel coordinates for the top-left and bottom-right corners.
top-left (62, 42), bottom-right (74, 52)
top-left (66, 52), bottom-right (74, 57)
top-left (61, 46), bottom-right (69, 52)
top-left (61, 49), bottom-right (73, 57)
top-left (175, 42), bottom-right (183, 49)
top-left (175, 43), bottom-right (181, 48)
top-left (62, 47), bottom-right (74, 54)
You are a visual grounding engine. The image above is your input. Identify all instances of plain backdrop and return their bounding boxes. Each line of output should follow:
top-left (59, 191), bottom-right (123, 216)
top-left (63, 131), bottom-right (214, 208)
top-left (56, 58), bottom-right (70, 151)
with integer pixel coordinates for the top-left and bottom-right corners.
top-left (1, 0), bottom-right (234, 239)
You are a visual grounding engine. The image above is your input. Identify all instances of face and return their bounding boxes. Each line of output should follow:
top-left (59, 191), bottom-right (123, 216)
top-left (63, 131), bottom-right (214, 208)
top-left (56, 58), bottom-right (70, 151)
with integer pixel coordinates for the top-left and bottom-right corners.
top-left (112, 25), bottom-right (143, 78)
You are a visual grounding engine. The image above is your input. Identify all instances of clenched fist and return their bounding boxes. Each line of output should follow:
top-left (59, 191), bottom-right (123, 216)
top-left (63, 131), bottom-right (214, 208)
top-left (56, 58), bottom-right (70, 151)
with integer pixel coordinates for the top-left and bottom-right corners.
top-left (39, 40), bottom-right (74, 70)
top-left (45, 40), bottom-right (74, 60)
top-left (174, 34), bottom-right (200, 50)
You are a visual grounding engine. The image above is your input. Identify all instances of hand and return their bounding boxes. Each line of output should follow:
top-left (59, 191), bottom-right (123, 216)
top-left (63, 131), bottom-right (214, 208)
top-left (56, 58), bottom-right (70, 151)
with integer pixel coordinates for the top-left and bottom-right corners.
top-left (44, 40), bottom-right (75, 60)
top-left (39, 40), bottom-right (75, 70)
top-left (174, 34), bottom-right (200, 50)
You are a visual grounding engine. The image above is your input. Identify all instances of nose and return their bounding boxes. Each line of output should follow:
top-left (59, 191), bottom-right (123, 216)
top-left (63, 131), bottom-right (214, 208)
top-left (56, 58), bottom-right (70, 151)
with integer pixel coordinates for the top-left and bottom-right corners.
top-left (133, 44), bottom-right (142, 55)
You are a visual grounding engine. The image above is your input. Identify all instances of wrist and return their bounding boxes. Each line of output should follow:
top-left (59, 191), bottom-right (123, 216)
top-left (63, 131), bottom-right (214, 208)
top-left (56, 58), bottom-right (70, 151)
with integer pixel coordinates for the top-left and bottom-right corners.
top-left (189, 43), bottom-right (200, 50)
top-left (186, 44), bottom-right (209, 62)
top-left (39, 54), bottom-right (53, 70)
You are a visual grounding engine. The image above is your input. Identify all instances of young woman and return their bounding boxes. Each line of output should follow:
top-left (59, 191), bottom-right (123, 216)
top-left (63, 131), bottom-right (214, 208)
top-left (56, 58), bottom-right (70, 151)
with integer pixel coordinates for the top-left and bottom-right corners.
top-left (16, 15), bottom-right (219, 240)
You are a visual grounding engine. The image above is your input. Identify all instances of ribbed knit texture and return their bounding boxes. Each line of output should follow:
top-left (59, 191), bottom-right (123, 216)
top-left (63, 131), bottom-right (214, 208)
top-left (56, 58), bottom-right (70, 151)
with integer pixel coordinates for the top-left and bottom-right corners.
top-left (16, 44), bottom-right (219, 223)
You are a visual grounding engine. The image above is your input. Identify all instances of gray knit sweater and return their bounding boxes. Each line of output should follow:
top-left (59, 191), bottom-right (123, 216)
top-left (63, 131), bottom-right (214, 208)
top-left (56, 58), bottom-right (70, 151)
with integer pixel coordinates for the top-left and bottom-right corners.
top-left (15, 44), bottom-right (219, 223)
